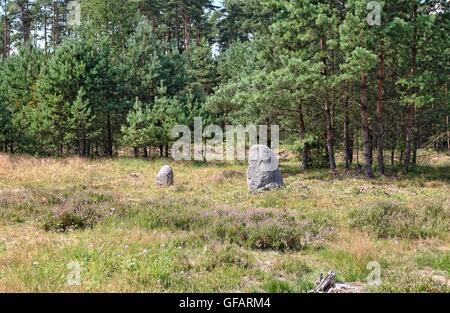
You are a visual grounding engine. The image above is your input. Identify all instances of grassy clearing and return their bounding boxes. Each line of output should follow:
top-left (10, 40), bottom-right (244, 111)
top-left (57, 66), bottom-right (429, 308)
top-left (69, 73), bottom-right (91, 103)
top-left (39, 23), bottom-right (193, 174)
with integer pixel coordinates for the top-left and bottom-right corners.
top-left (0, 151), bottom-right (449, 292)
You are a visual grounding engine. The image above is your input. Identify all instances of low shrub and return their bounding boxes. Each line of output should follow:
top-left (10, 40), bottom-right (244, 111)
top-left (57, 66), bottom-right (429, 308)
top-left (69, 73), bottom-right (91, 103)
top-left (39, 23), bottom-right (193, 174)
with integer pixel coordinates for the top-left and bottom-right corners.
top-left (375, 269), bottom-right (449, 293)
top-left (118, 197), bottom-right (323, 251)
top-left (350, 202), bottom-right (449, 239)
top-left (206, 208), bottom-right (318, 251)
top-left (44, 204), bottom-right (103, 232)
top-left (191, 244), bottom-right (254, 271)
top-left (416, 252), bottom-right (450, 275)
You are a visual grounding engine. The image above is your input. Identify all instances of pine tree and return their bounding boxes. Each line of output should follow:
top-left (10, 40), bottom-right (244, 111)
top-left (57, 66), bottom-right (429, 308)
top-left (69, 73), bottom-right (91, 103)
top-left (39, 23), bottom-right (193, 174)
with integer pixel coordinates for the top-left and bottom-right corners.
top-left (120, 16), bottom-right (164, 104)
top-left (36, 34), bottom-right (116, 155)
top-left (186, 38), bottom-right (217, 100)
top-left (65, 88), bottom-right (96, 156)
top-left (0, 46), bottom-right (44, 152)
top-left (340, 0), bottom-right (379, 178)
top-left (121, 98), bottom-right (153, 157)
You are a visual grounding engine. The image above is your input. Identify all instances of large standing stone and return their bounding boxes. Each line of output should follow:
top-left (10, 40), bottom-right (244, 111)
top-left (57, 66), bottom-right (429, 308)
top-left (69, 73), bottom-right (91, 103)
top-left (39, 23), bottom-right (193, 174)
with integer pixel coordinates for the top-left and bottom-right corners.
top-left (156, 165), bottom-right (174, 186)
top-left (247, 145), bottom-right (283, 192)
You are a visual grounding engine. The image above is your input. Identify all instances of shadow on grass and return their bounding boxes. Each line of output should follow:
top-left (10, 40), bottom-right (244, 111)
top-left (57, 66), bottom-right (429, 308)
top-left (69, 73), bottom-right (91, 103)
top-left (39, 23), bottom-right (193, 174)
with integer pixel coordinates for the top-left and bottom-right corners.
top-left (380, 164), bottom-right (450, 184)
top-left (280, 162), bottom-right (450, 185)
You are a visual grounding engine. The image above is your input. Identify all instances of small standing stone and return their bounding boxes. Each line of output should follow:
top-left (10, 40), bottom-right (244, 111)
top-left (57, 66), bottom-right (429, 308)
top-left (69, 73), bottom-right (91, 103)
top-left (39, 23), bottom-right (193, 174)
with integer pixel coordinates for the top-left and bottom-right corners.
top-left (247, 145), bottom-right (283, 192)
top-left (156, 165), bottom-right (174, 186)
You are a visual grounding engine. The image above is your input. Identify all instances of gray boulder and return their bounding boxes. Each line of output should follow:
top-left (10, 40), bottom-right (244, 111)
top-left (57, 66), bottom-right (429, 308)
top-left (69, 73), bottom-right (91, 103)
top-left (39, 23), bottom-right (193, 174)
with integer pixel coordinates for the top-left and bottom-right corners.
top-left (247, 145), bottom-right (283, 192)
top-left (156, 165), bottom-right (174, 186)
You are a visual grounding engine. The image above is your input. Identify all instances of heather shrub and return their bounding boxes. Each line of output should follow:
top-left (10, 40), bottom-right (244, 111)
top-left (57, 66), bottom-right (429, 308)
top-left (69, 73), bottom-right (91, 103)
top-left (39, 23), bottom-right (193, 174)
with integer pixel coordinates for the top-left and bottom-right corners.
top-left (119, 197), bottom-right (322, 251)
top-left (44, 204), bottom-right (102, 232)
top-left (350, 202), bottom-right (449, 239)
top-left (206, 208), bottom-right (318, 251)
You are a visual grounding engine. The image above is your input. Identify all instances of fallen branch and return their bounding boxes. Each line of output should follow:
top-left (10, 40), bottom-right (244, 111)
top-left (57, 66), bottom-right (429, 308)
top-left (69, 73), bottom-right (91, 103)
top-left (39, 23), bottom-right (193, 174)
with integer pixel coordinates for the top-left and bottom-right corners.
top-left (313, 271), bottom-right (337, 293)
top-left (312, 271), bottom-right (364, 293)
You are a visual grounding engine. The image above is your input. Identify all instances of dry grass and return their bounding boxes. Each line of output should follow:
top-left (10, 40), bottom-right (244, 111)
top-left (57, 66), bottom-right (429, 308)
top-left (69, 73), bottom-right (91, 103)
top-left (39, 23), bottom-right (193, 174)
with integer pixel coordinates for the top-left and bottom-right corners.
top-left (0, 151), bottom-right (449, 292)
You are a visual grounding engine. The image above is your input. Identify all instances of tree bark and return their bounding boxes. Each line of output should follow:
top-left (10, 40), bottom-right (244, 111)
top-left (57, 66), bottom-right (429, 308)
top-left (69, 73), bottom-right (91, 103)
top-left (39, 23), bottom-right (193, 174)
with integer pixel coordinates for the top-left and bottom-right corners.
top-left (106, 112), bottom-right (113, 157)
top-left (404, 5), bottom-right (418, 174)
top-left (404, 105), bottom-right (415, 173)
top-left (320, 37), bottom-right (336, 173)
top-left (447, 115), bottom-right (449, 150)
top-left (391, 145), bottom-right (395, 166)
top-left (412, 137), bottom-right (418, 167)
top-left (349, 133), bottom-right (354, 165)
top-left (3, 0), bottom-right (10, 59)
top-left (376, 51), bottom-right (385, 175)
top-left (369, 129), bottom-right (374, 167)
top-left (21, 1), bottom-right (31, 44)
top-left (344, 99), bottom-right (351, 170)
top-left (52, 1), bottom-right (60, 46)
top-left (412, 121), bottom-right (420, 167)
top-left (400, 148), bottom-right (404, 166)
top-left (151, 16), bottom-right (158, 31)
top-left (183, 10), bottom-right (190, 51)
top-left (175, 18), bottom-right (180, 51)
top-left (44, 9), bottom-right (48, 53)
top-left (360, 73), bottom-right (374, 178)
top-left (298, 104), bottom-right (309, 170)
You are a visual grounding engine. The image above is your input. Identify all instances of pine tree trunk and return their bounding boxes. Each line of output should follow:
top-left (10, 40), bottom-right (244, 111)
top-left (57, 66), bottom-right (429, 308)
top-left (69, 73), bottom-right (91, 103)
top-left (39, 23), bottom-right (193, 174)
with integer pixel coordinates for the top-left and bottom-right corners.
top-left (356, 134), bottom-right (360, 169)
top-left (298, 104), bottom-right (309, 170)
top-left (412, 121), bottom-right (420, 167)
top-left (183, 10), bottom-right (190, 51)
top-left (325, 100), bottom-right (336, 173)
top-left (391, 146), bottom-right (395, 166)
top-left (21, 2), bottom-right (31, 44)
top-left (404, 105), bottom-right (415, 174)
top-left (404, 6), bottom-right (418, 174)
top-left (9, 128), bottom-right (13, 153)
top-left (412, 138), bottom-right (418, 167)
top-left (3, 0), bottom-right (10, 59)
top-left (196, 27), bottom-right (201, 45)
top-left (79, 136), bottom-right (84, 157)
top-left (447, 115), bottom-right (449, 150)
top-left (44, 12), bottom-right (48, 53)
top-left (400, 148), bottom-right (404, 166)
top-left (349, 132), bottom-right (354, 165)
top-left (344, 100), bottom-right (351, 170)
top-left (106, 113), bottom-right (113, 157)
top-left (151, 16), bottom-right (158, 30)
top-left (320, 37), bottom-right (336, 173)
top-left (360, 73), bottom-right (374, 178)
top-left (52, 1), bottom-right (60, 46)
top-left (369, 129), bottom-right (373, 167)
top-left (175, 20), bottom-right (180, 51)
top-left (376, 51), bottom-right (385, 175)
top-left (87, 140), bottom-right (91, 157)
